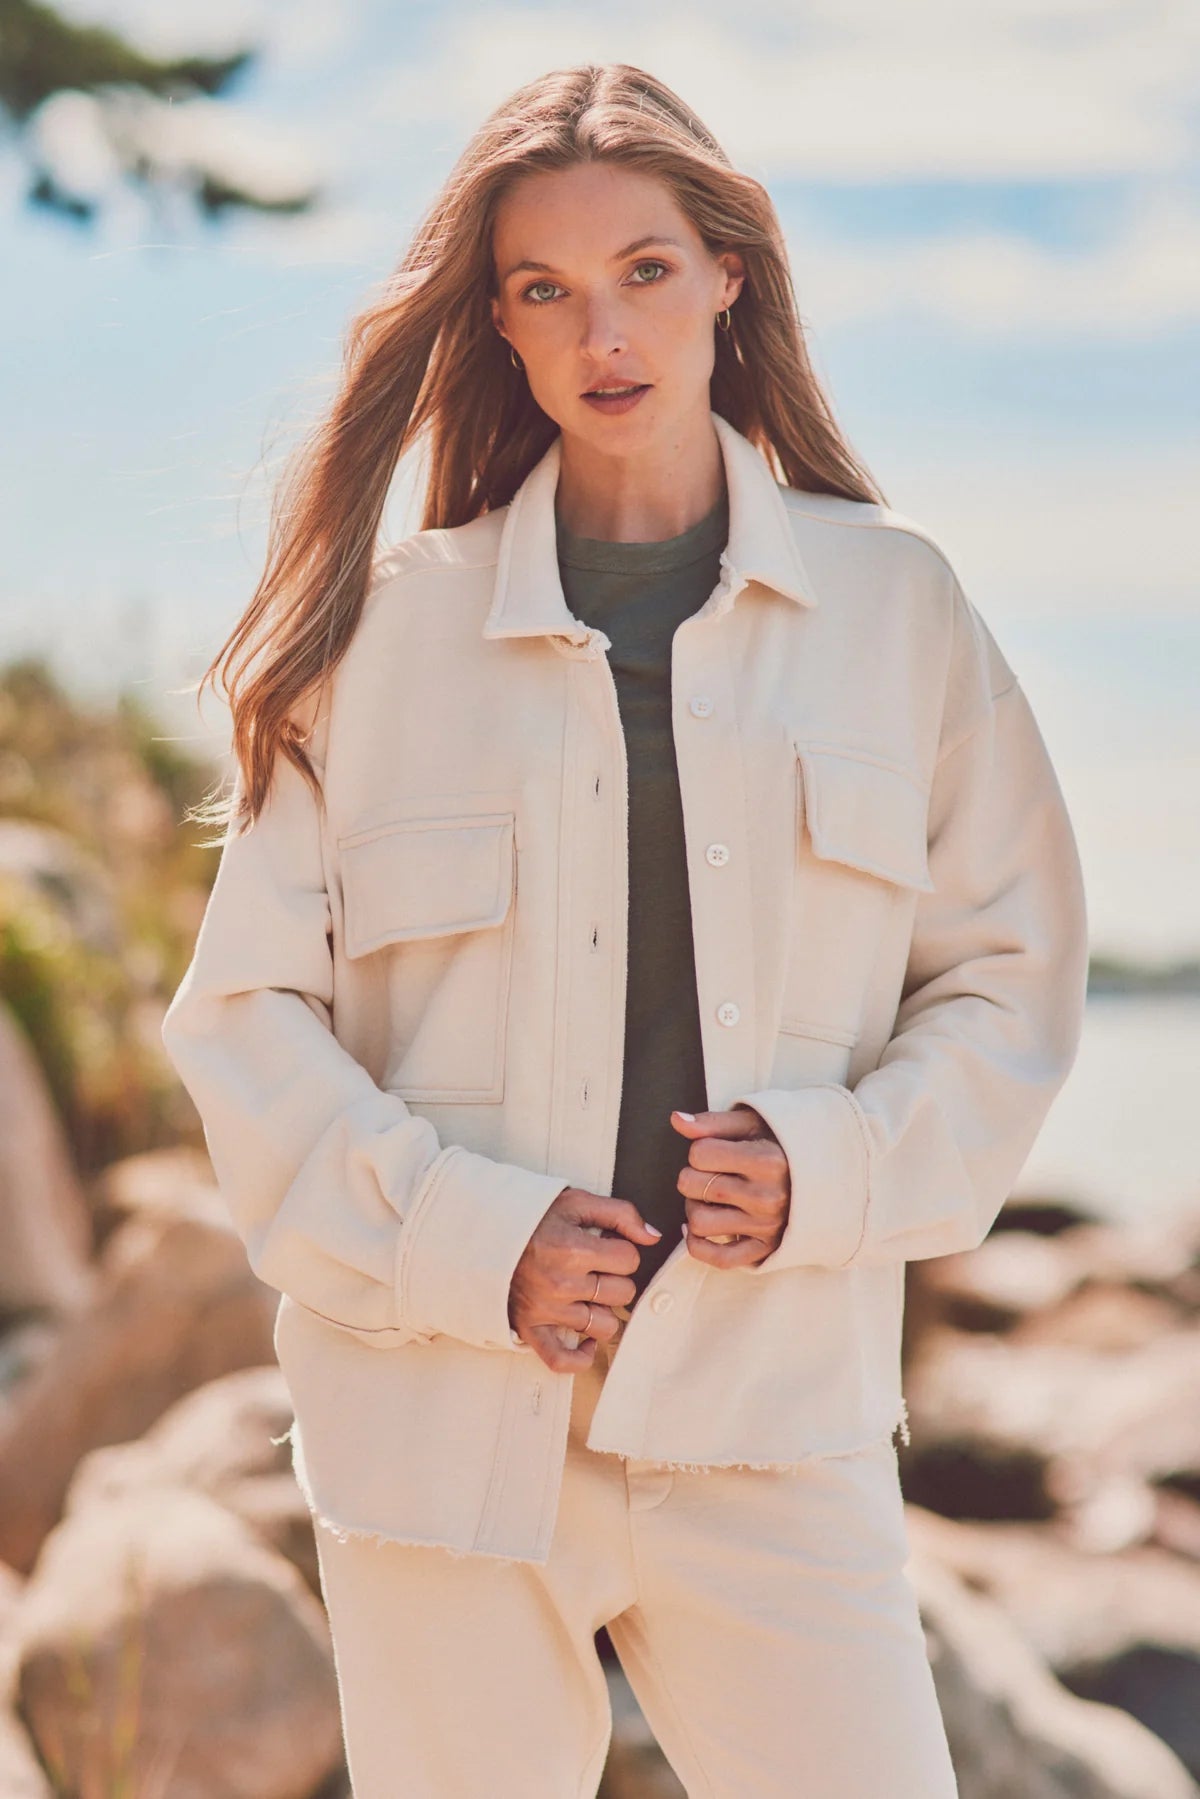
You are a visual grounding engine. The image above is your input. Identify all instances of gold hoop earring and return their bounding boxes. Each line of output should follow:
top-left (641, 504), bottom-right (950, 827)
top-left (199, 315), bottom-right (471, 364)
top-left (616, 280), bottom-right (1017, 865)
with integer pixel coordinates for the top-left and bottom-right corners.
top-left (510, 344), bottom-right (523, 371)
top-left (717, 307), bottom-right (732, 332)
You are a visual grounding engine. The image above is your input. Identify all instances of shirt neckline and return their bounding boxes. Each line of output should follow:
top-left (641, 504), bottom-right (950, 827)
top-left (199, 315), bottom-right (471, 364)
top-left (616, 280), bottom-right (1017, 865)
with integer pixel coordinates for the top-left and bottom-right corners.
top-left (555, 487), bottom-right (729, 575)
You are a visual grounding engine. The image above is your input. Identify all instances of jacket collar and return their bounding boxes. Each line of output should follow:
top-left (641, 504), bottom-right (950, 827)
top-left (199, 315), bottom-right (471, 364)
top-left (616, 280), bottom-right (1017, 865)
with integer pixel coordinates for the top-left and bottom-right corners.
top-left (482, 407), bottom-right (819, 646)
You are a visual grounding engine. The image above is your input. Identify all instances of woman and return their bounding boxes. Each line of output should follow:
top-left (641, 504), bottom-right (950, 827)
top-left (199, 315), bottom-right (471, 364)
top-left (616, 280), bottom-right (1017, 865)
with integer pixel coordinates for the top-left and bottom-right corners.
top-left (162, 62), bottom-right (1088, 1798)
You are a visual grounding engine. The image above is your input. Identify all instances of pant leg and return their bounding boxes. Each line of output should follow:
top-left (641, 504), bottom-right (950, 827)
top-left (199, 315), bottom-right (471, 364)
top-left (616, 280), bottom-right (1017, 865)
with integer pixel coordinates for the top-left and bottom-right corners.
top-left (604, 1436), bottom-right (959, 1799)
top-left (312, 1346), bottom-right (637, 1799)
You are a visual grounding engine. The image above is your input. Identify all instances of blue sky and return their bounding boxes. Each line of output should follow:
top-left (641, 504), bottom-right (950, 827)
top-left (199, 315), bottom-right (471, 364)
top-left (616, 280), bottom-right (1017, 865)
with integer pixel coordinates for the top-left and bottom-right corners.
top-left (2, 0), bottom-right (1197, 961)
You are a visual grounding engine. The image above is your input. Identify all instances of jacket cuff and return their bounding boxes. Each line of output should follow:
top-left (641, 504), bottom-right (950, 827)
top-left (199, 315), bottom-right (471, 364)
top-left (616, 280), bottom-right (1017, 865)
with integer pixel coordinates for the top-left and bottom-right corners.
top-left (397, 1144), bottom-right (568, 1350)
top-left (729, 1086), bottom-right (869, 1270)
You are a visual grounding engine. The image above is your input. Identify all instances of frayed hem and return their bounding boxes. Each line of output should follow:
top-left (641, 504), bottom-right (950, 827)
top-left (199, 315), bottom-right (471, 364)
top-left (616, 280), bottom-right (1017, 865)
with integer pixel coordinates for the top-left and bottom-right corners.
top-left (286, 1425), bottom-right (537, 1565)
top-left (623, 1448), bottom-right (887, 1474)
top-left (595, 1405), bottom-right (912, 1472)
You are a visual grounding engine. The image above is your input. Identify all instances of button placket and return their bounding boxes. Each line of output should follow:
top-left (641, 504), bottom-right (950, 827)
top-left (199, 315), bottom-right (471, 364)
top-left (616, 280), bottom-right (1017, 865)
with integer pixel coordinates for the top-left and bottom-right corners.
top-left (672, 634), bottom-right (758, 1098)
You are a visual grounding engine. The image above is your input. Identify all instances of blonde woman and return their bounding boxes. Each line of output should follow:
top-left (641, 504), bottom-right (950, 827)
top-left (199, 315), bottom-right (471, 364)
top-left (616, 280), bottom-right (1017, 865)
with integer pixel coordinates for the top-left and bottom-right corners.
top-left (162, 61), bottom-right (1087, 1799)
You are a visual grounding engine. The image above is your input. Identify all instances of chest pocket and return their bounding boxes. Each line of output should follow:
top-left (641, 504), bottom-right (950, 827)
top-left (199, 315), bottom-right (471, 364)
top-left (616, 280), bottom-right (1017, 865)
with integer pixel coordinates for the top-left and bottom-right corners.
top-left (776, 743), bottom-right (933, 1067)
top-left (337, 808), bottom-right (516, 1103)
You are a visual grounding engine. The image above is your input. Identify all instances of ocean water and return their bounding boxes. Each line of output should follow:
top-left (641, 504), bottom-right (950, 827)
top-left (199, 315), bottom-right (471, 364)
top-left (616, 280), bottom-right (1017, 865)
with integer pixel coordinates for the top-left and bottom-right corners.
top-left (1012, 992), bottom-right (1199, 1229)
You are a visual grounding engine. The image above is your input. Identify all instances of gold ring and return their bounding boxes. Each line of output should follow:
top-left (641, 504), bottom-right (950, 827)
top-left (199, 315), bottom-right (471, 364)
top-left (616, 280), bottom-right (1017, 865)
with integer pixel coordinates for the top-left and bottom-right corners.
top-left (699, 1171), bottom-right (738, 1244)
top-left (590, 1270), bottom-right (601, 1301)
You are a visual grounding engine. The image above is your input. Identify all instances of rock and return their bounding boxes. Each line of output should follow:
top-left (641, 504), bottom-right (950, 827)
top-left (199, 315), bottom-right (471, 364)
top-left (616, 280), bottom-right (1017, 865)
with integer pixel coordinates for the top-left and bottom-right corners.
top-left (88, 1145), bottom-right (229, 1250)
top-left (0, 1209), bottom-right (276, 1574)
top-left (598, 1664), bottom-right (685, 1798)
top-left (0, 1320), bottom-right (61, 1408)
top-left (900, 1327), bottom-right (1200, 1527)
top-left (65, 1366), bottom-right (317, 1594)
top-left (991, 1198), bottom-right (1105, 1235)
top-left (910, 1544), bottom-right (1199, 1798)
top-left (0, 1555), bottom-right (25, 1702)
top-left (0, 1557), bottom-right (51, 1797)
top-left (906, 1507), bottom-right (1200, 1779)
top-left (910, 1221), bottom-right (1200, 1343)
top-left (15, 1485), bottom-right (342, 1799)
top-left (0, 1710), bottom-right (53, 1798)
top-left (0, 1003), bottom-right (95, 1321)
top-left (1013, 1283), bottom-right (1185, 1351)
top-left (916, 1231), bottom-right (1085, 1332)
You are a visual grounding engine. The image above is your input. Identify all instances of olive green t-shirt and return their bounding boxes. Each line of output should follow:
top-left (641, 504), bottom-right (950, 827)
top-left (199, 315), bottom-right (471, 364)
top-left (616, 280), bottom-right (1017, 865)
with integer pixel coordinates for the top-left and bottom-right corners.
top-left (555, 485), bottom-right (730, 1302)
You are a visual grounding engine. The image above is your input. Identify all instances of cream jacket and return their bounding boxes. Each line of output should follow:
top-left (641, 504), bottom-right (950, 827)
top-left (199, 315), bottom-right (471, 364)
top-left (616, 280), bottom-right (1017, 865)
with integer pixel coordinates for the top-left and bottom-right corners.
top-left (161, 409), bottom-right (1089, 1564)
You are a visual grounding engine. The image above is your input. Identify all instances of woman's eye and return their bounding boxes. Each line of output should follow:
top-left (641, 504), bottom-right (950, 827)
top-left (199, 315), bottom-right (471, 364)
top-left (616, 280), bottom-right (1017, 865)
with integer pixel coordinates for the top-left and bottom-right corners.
top-left (519, 261), bottom-right (669, 305)
top-left (522, 280), bottom-right (563, 304)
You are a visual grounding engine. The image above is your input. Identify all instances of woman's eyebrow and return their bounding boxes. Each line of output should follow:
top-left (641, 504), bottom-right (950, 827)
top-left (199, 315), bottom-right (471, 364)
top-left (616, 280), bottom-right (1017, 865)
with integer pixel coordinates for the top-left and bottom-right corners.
top-left (499, 235), bottom-right (684, 284)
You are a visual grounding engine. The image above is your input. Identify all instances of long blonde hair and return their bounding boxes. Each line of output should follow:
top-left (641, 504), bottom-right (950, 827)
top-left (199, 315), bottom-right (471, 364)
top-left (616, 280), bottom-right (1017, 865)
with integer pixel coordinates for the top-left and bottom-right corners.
top-left (187, 61), bottom-right (886, 837)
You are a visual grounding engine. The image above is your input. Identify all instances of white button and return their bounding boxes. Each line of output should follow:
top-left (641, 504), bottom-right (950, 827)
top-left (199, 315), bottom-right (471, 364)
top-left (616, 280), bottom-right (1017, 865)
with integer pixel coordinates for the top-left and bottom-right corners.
top-left (651, 1291), bottom-right (675, 1314)
top-left (705, 842), bottom-right (730, 867)
top-left (716, 1001), bottom-right (740, 1027)
top-left (689, 695), bottom-right (714, 718)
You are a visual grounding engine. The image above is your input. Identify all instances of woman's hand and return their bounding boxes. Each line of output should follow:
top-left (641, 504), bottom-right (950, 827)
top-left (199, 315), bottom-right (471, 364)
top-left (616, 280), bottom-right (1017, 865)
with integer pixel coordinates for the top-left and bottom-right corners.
top-left (670, 1106), bottom-right (791, 1268)
top-left (507, 1187), bottom-right (661, 1372)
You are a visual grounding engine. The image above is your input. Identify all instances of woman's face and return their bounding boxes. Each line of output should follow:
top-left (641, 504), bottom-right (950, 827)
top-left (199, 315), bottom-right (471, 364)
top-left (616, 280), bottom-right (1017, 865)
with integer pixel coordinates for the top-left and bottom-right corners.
top-left (490, 161), bottom-right (744, 450)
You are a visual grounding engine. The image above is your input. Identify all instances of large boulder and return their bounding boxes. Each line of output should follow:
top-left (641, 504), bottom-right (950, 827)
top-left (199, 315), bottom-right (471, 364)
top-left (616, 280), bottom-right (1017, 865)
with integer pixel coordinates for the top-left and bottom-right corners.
top-left (15, 1485), bottom-right (342, 1799)
top-left (911, 1221), bottom-right (1200, 1345)
top-left (900, 1326), bottom-right (1200, 1531)
top-left (908, 1506), bottom-right (1200, 1780)
top-left (87, 1145), bottom-right (228, 1250)
top-left (910, 1545), bottom-right (1199, 1798)
top-left (0, 1561), bottom-right (53, 1795)
top-left (0, 1208), bottom-right (276, 1574)
top-left (0, 1004), bottom-right (94, 1321)
top-left (0, 1711), bottom-right (52, 1799)
top-left (65, 1366), bottom-right (316, 1594)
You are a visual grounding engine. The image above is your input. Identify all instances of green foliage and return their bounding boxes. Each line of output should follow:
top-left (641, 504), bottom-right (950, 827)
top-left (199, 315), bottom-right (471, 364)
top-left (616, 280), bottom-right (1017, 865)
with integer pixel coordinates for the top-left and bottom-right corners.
top-left (0, 655), bottom-right (222, 1173)
top-left (0, 0), bottom-right (254, 123)
top-left (0, 0), bottom-right (317, 223)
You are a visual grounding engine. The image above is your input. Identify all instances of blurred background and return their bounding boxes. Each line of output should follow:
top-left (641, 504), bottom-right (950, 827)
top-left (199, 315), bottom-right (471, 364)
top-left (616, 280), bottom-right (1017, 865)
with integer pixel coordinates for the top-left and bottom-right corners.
top-left (0, 4), bottom-right (1197, 1796)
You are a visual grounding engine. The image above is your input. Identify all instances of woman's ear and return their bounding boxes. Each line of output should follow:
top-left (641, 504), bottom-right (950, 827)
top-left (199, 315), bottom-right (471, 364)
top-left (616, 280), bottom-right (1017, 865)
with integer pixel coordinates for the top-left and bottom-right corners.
top-left (718, 251), bottom-right (746, 310)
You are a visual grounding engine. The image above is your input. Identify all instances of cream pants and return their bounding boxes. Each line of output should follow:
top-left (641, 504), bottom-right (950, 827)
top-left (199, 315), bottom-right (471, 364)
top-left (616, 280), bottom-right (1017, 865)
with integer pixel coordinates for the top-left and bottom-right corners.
top-left (313, 1331), bottom-right (959, 1798)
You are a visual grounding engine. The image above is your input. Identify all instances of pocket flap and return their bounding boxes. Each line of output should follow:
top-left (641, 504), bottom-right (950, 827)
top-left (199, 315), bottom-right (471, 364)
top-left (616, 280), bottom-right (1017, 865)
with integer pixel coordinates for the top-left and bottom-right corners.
top-left (796, 744), bottom-right (934, 892)
top-left (337, 810), bottom-right (516, 958)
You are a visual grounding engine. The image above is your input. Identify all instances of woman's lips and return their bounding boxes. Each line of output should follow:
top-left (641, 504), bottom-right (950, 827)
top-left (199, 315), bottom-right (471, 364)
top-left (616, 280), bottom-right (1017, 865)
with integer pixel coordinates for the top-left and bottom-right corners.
top-left (581, 384), bottom-right (651, 415)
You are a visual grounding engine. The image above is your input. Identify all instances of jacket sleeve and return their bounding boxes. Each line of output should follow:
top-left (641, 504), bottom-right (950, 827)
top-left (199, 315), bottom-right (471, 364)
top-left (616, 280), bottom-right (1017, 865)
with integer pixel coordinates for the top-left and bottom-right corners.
top-left (159, 700), bottom-right (567, 1353)
top-left (731, 584), bottom-right (1089, 1271)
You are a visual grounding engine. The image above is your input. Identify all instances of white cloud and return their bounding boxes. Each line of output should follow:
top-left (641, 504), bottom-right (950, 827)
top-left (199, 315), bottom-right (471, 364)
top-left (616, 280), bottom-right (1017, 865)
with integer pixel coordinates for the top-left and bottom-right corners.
top-left (51, 0), bottom-right (359, 72)
top-left (345, 1), bottom-right (1200, 335)
top-left (218, 195), bottom-right (402, 267)
top-left (786, 189), bottom-right (1200, 336)
top-left (27, 90), bottom-right (122, 202)
top-left (880, 444), bottom-right (1198, 619)
top-left (113, 90), bottom-right (322, 203)
top-left (364, 0), bottom-right (1198, 183)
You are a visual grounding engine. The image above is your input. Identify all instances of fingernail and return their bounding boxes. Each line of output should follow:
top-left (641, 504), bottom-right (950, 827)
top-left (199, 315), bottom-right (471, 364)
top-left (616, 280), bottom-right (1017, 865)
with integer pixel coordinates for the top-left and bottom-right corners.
top-left (675, 1111), bottom-right (695, 1121)
top-left (646, 1223), bottom-right (662, 1237)
top-left (681, 1222), bottom-right (689, 1236)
